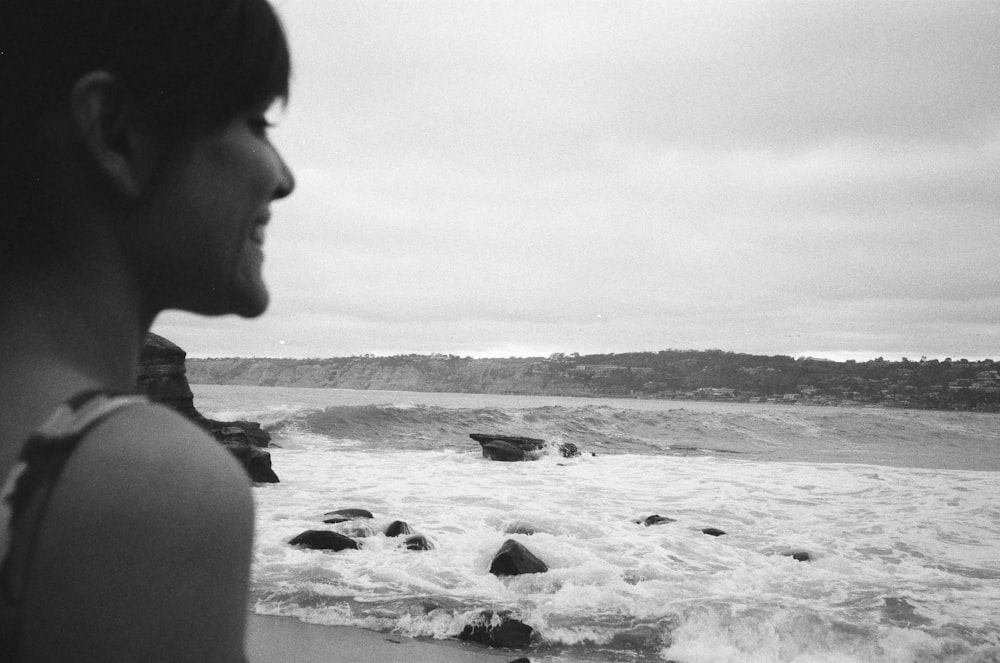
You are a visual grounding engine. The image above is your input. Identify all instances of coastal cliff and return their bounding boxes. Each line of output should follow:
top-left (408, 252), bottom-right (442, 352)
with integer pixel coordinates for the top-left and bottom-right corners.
top-left (185, 355), bottom-right (580, 396)
top-left (185, 351), bottom-right (1000, 412)
top-left (136, 333), bottom-right (278, 482)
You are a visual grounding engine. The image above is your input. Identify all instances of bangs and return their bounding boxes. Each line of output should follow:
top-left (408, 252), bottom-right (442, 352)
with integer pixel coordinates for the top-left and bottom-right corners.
top-left (108, 0), bottom-right (292, 131)
top-left (207, 0), bottom-right (291, 126)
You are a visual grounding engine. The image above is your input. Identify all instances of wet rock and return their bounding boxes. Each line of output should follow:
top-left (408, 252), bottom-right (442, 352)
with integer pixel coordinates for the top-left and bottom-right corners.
top-left (481, 440), bottom-right (529, 462)
top-left (558, 442), bottom-right (580, 458)
top-left (219, 428), bottom-right (279, 483)
top-left (507, 659), bottom-right (532, 663)
top-left (702, 527), bottom-right (726, 537)
top-left (404, 534), bottom-right (434, 551)
top-left (471, 434), bottom-right (546, 462)
top-left (781, 550), bottom-right (812, 562)
top-left (323, 508), bottom-right (374, 523)
top-left (385, 520), bottom-right (412, 537)
top-left (459, 610), bottom-right (533, 649)
top-left (636, 515), bottom-right (676, 527)
top-left (490, 539), bottom-right (548, 576)
top-left (289, 530), bottom-right (359, 552)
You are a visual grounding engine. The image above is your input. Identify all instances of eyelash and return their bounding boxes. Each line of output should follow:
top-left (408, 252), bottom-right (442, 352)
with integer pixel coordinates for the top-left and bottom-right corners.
top-left (248, 117), bottom-right (275, 135)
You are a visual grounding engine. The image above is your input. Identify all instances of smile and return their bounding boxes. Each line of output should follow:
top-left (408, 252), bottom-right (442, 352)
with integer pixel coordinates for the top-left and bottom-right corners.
top-left (250, 222), bottom-right (267, 245)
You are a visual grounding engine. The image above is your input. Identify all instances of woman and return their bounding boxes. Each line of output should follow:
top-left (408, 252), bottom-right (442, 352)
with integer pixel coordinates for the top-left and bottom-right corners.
top-left (0, 0), bottom-right (295, 660)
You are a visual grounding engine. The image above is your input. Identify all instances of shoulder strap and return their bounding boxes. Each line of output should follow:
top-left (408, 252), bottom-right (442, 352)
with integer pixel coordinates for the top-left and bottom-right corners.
top-left (0, 390), bottom-right (148, 658)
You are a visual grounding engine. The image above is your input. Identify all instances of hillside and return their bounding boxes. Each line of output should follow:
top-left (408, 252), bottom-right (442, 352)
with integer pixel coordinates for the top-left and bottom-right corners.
top-left (186, 350), bottom-right (1000, 412)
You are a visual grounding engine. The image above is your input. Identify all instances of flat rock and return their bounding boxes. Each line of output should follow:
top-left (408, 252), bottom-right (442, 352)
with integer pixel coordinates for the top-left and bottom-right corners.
top-left (471, 433), bottom-right (546, 462)
top-left (636, 514), bottom-right (676, 527)
top-left (702, 527), bottom-right (726, 537)
top-left (481, 440), bottom-right (529, 462)
top-left (323, 508), bottom-right (374, 524)
top-left (289, 530), bottom-right (359, 552)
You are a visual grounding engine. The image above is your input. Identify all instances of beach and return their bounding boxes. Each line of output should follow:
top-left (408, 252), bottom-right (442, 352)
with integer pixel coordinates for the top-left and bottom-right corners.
top-left (196, 385), bottom-right (1000, 663)
top-left (246, 613), bottom-right (517, 663)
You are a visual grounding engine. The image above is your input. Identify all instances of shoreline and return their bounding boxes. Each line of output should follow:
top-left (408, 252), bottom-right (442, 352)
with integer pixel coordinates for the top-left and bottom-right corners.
top-left (246, 613), bottom-right (522, 663)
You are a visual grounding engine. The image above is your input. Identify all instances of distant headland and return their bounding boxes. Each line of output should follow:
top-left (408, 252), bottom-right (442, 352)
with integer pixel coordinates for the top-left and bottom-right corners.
top-left (186, 350), bottom-right (999, 413)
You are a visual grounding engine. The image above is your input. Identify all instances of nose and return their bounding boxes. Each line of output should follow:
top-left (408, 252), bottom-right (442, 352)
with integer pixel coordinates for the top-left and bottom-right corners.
top-left (272, 149), bottom-right (295, 200)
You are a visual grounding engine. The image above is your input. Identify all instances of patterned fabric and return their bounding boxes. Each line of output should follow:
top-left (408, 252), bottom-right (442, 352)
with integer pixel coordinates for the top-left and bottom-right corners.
top-left (0, 391), bottom-right (147, 659)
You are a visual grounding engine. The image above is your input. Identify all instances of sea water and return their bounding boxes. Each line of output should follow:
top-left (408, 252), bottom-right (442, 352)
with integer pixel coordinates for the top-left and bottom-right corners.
top-left (192, 385), bottom-right (1000, 662)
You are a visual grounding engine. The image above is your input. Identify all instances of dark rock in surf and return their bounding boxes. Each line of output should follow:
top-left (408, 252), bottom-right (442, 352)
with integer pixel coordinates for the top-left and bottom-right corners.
top-left (781, 550), bottom-right (812, 562)
top-left (459, 610), bottom-right (533, 649)
top-left (636, 515), bottom-right (676, 527)
top-left (490, 539), bottom-right (548, 576)
top-left (482, 440), bottom-right (530, 462)
top-left (558, 442), bottom-right (580, 458)
top-left (471, 433), bottom-right (546, 462)
top-left (289, 530), bottom-right (359, 552)
top-left (702, 527), bottom-right (726, 537)
top-left (507, 659), bottom-right (532, 663)
top-left (404, 534), bottom-right (434, 551)
top-left (385, 520), bottom-right (412, 537)
top-left (323, 508), bottom-right (374, 523)
top-left (219, 427), bottom-right (279, 483)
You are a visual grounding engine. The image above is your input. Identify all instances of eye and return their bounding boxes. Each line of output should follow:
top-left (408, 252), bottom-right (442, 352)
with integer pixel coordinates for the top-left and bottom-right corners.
top-left (247, 100), bottom-right (286, 137)
top-left (248, 115), bottom-right (275, 136)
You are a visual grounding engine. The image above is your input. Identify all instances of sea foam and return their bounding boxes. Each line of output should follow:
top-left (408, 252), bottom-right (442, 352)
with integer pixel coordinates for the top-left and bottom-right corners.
top-left (193, 385), bottom-right (1000, 662)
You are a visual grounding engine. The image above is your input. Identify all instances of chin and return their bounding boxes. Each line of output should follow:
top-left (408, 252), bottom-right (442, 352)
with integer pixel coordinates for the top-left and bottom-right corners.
top-left (186, 287), bottom-right (269, 318)
top-left (230, 289), bottom-right (270, 318)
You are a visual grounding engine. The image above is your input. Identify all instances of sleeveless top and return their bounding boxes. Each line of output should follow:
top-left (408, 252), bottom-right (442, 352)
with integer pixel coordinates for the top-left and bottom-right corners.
top-left (0, 391), bottom-right (148, 659)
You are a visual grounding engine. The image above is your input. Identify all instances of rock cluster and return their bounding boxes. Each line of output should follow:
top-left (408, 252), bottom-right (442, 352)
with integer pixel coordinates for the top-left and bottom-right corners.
top-left (289, 504), bottom-right (814, 656)
top-left (290, 508), bottom-right (435, 553)
top-left (135, 332), bottom-right (278, 483)
top-left (288, 508), bottom-right (542, 651)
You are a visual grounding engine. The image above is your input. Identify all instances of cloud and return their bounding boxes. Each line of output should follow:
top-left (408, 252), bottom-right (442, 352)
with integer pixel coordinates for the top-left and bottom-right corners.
top-left (153, 0), bottom-right (1000, 360)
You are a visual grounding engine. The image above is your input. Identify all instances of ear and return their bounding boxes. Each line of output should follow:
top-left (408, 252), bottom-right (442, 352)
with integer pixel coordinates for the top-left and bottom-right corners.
top-left (69, 71), bottom-right (153, 199)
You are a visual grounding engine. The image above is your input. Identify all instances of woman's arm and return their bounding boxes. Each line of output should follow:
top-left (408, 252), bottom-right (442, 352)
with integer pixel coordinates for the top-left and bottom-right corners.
top-left (17, 403), bottom-right (255, 662)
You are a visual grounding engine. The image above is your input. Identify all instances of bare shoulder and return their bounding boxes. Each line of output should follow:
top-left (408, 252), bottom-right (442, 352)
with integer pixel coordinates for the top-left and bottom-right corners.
top-left (18, 402), bottom-right (254, 662)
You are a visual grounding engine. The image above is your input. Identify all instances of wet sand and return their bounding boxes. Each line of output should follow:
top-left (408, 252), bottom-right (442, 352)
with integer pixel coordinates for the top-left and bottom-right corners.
top-left (246, 613), bottom-right (523, 663)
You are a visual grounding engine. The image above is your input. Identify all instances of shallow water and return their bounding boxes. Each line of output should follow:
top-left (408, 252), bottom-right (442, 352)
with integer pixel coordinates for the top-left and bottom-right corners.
top-left (194, 385), bottom-right (1000, 662)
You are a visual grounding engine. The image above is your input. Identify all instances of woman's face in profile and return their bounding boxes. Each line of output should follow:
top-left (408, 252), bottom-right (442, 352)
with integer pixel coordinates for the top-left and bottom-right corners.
top-left (131, 102), bottom-right (295, 318)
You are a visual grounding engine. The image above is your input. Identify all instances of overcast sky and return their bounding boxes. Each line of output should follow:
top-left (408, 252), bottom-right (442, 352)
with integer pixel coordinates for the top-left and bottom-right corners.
top-left (154, 0), bottom-right (1000, 360)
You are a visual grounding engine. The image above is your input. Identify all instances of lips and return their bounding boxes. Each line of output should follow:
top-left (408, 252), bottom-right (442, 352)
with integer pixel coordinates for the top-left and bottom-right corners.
top-left (250, 213), bottom-right (270, 245)
top-left (250, 223), bottom-right (266, 245)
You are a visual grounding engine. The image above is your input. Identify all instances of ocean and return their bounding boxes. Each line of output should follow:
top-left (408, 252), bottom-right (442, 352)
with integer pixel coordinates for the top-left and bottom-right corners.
top-left (192, 384), bottom-right (1000, 663)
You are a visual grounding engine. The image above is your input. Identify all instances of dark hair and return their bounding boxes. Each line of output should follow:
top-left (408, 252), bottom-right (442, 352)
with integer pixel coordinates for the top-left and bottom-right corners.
top-left (0, 0), bottom-right (290, 248)
top-left (2, 0), bottom-right (290, 127)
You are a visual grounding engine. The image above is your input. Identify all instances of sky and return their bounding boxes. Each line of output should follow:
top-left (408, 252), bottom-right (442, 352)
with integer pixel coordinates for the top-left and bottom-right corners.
top-left (154, 0), bottom-right (1000, 361)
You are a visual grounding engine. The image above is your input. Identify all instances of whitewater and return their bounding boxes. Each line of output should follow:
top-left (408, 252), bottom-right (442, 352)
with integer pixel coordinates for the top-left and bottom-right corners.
top-left (192, 384), bottom-right (1000, 663)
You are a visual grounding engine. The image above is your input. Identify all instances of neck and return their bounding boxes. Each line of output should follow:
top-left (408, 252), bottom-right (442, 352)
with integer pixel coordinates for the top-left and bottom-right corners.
top-left (0, 254), bottom-right (150, 435)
